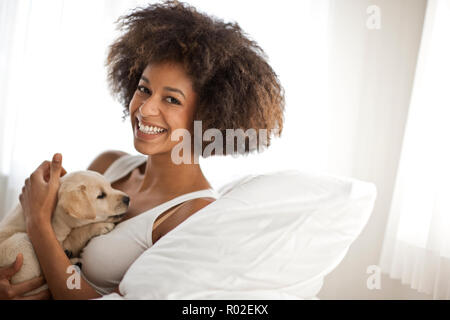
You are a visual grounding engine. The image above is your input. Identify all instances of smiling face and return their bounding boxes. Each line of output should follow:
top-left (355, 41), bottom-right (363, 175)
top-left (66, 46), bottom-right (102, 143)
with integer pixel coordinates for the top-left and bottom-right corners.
top-left (129, 61), bottom-right (198, 156)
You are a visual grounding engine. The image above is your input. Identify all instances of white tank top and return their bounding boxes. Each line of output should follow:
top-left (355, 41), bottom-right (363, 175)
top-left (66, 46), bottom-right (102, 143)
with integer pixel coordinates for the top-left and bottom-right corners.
top-left (79, 154), bottom-right (219, 295)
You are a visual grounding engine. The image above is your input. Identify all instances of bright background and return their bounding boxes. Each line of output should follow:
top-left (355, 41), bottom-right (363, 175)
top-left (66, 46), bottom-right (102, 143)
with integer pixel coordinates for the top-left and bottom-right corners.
top-left (0, 0), bottom-right (330, 204)
top-left (1, 0), bottom-right (449, 299)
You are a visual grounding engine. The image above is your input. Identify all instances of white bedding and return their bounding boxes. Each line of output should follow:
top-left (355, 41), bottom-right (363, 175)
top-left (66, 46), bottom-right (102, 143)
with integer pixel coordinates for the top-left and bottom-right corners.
top-left (96, 170), bottom-right (377, 300)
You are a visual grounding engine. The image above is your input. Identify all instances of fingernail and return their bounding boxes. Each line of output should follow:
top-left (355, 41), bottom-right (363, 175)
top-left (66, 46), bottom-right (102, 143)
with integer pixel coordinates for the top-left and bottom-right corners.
top-left (53, 153), bottom-right (62, 163)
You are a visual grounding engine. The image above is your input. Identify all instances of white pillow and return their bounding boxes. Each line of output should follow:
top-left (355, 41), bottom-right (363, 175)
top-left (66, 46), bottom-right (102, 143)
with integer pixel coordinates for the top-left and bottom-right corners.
top-left (98, 170), bottom-right (377, 300)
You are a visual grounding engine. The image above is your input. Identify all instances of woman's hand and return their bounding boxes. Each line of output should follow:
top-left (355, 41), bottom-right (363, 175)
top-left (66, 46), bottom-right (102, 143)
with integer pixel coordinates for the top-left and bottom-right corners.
top-left (0, 253), bottom-right (51, 300)
top-left (19, 153), bottom-right (67, 233)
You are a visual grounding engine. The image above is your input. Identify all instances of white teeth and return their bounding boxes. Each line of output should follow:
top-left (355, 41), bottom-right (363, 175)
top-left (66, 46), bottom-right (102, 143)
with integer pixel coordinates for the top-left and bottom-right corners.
top-left (137, 121), bottom-right (166, 134)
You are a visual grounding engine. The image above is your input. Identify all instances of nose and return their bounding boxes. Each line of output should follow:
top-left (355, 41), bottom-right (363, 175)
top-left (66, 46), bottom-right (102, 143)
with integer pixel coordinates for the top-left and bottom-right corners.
top-left (139, 97), bottom-right (160, 116)
top-left (122, 196), bottom-right (130, 206)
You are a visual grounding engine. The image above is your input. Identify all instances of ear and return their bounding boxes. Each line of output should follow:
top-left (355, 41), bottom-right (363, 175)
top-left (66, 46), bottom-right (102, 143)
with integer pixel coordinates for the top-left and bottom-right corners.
top-left (61, 185), bottom-right (96, 220)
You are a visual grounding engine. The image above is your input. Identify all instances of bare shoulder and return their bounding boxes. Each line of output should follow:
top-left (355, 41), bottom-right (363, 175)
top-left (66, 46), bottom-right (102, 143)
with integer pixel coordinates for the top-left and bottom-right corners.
top-left (153, 197), bottom-right (216, 244)
top-left (87, 150), bottom-right (129, 174)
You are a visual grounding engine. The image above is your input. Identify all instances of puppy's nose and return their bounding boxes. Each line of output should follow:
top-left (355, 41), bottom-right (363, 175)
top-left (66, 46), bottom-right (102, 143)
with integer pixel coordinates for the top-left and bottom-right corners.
top-left (122, 196), bottom-right (130, 206)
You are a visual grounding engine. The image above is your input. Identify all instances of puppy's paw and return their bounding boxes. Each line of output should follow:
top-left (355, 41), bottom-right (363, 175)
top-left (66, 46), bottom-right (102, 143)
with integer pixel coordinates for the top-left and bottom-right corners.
top-left (64, 249), bottom-right (73, 259)
top-left (92, 222), bottom-right (116, 236)
top-left (70, 258), bottom-right (82, 271)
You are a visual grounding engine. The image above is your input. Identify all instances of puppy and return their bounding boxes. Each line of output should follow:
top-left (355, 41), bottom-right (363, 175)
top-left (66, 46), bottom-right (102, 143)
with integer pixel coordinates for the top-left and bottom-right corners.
top-left (0, 170), bottom-right (130, 295)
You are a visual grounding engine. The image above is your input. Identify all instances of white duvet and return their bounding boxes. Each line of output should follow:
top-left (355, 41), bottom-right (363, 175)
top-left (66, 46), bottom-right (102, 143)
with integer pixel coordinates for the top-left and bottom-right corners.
top-left (97, 170), bottom-right (377, 300)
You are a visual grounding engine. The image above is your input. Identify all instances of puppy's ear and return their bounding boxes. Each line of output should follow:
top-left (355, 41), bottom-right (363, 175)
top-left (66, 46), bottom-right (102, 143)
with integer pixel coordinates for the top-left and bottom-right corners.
top-left (61, 185), bottom-right (96, 220)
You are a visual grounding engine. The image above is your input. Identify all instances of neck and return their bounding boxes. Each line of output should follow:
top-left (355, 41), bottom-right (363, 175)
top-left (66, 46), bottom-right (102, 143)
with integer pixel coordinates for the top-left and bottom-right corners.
top-left (138, 152), bottom-right (211, 195)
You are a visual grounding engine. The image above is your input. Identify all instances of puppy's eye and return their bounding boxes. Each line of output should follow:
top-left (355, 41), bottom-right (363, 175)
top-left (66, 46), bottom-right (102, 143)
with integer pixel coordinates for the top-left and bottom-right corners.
top-left (97, 192), bottom-right (106, 199)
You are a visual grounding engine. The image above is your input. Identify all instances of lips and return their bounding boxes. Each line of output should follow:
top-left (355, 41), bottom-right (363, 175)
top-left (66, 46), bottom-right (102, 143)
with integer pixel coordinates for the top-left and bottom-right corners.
top-left (135, 117), bottom-right (167, 131)
top-left (111, 213), bottom-right (126, 219)
top-left (134, 119), bottom-right (168, 141)
top-left (107, 213), bottom-right (126, 224)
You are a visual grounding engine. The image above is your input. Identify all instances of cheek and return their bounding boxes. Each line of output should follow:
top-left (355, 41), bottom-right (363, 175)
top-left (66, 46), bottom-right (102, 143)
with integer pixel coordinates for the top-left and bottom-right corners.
top-left (96, 200), bottom-right (110, 213)
top-left (172, 109), bottom-right (195, 129)
top-left (129, 94), bottom-right (140, 115)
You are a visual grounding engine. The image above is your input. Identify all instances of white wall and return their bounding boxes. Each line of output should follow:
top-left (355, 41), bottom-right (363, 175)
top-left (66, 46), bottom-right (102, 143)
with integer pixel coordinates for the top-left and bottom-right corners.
top-left (317, 0), bottom-right (431, 299)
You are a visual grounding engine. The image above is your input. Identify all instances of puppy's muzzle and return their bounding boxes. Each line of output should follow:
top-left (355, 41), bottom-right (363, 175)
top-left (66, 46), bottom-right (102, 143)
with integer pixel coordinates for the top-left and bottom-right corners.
top-left (107, 212), bottom-right (127, 224)
top-left (107, 196), bottom-right (130, 223)
top-left (122, 196), bottom-right (130, 206)
top-left (111, 213), bottom-right (126, 219)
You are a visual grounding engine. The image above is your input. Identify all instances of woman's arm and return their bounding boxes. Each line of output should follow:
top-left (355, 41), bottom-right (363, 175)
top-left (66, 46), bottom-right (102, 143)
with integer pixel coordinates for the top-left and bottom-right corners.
top-left (20, 153), bottom-right (121, 300)
top-left (27, 222), bottom-right (102, 299)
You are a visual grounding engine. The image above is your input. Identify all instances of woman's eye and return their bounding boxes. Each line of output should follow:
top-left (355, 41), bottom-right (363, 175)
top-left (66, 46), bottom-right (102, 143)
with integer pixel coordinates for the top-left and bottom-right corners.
top-left (166, 96), bottom-right (181, 105)
top-left (97, 192), bottom-right (106, 199)
top-left (137, 85), bottom-right (150, 95)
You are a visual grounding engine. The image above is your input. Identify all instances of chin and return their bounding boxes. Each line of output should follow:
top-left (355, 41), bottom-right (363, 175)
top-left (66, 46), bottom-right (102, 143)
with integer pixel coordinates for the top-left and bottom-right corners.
top-left (134, 139), bottom-right (170, 157)
top-left (134, 140), bottom-right (155, 155)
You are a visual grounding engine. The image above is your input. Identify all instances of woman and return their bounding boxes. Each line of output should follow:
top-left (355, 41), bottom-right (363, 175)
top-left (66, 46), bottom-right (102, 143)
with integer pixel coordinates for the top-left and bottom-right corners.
top-left (0, 0), bottom-right (284, 299)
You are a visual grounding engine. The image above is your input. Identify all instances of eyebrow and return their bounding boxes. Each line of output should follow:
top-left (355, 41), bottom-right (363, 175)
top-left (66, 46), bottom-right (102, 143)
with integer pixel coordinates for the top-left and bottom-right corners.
top-left (140, 76), bottom-right (186, 99)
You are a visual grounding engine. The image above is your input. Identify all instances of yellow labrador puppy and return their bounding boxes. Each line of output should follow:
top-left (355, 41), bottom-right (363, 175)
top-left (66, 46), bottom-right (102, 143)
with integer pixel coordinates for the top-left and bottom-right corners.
top-left (0, 170), bottom-right (130, 294)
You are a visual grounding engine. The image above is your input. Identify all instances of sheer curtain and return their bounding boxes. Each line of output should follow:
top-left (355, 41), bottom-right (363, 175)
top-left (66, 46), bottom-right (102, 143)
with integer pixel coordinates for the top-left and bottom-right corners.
top-left (0, 0), bottom-right (330, 219)
top-left (379, 0), bottom-right (450, 299)
top-left (0, 0), bottom-right (147, 218)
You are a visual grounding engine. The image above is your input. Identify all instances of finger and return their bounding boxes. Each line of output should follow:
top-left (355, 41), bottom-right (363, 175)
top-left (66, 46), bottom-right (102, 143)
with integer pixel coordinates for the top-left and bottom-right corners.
top-left (10, 276), bottom-right (45, 296)
top-left (45, 166), bottom-right (67, 181)
top-left (2, 253), bottom-right (23, 279)
top-left (14, 289), bottom-right (51, 300)
top-left (42, 157), bottom-right (66, 182)
top-left (49, 153), bottom-right (63, 186)
top-left (31, 161), bottom-right (51, 183)
top-left (19, 189), bottom-right (28, 206)
top-left (19, 185), bottom-right (28, 202)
